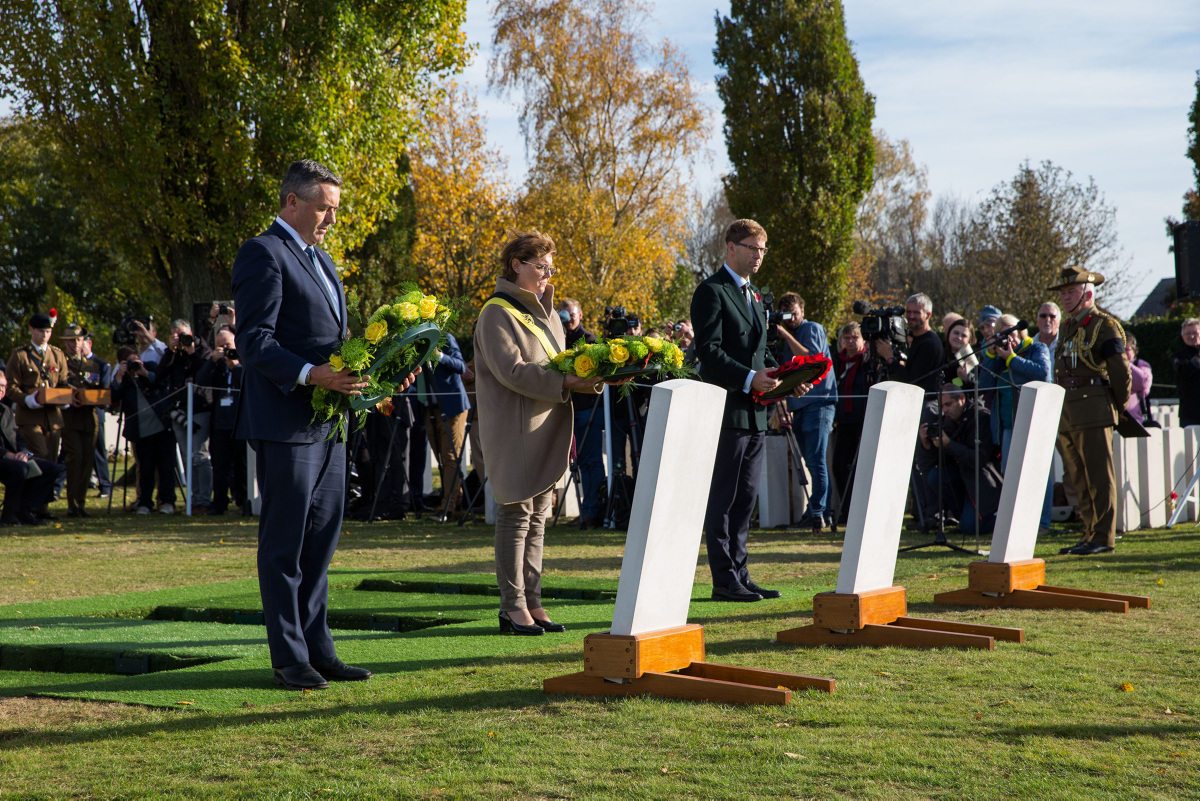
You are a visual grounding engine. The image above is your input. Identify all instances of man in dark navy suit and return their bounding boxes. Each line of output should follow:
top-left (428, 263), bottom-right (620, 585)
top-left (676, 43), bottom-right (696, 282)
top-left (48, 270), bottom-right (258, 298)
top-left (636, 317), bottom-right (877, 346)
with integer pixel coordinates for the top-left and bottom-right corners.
top-left (233, 160), bottom-right (417, 690)
top-left (691, 219), bottom-right (810, 603)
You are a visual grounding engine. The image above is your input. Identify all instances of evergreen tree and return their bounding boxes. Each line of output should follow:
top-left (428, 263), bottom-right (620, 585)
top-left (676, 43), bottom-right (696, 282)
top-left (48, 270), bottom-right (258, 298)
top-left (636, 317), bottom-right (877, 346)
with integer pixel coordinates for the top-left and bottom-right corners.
top-left (714, 0), bottom-right (875, 327)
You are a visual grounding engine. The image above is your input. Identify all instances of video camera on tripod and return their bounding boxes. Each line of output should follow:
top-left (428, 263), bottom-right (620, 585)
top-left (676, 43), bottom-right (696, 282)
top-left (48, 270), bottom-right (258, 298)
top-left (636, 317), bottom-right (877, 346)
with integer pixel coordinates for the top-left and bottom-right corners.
top-left (852, 299), bottom-right (908, 383)
top-left (761, 291), bottom-right (794, 344)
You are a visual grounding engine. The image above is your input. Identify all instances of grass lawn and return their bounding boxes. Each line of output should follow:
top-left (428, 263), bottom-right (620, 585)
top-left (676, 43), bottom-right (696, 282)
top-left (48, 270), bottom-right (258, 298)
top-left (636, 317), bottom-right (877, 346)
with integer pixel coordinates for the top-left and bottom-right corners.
top-left (0, 499), bottom-right (1197, 799)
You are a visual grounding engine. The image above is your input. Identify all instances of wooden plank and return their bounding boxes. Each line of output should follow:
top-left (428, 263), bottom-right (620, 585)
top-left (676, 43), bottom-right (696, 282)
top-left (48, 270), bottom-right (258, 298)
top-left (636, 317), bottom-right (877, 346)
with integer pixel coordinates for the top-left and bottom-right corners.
top-left (543, 671), bottom-right (792, 706)
top-left (583, 625), bottom-right (705, 678)
top-left (933, 588), bottom-right (1008, 608)
top-left (680, 661), bottom-right (835, 694)
top-left (776, 623), bottom-right (994, 650)
top-left (812, 586), bottom-right (906, 629)
top-left (1012, 589), bottom-right (1128, 613)
top-left (35, 386), bottom-right (73, 405)
top-left (892, 616), bottom-right (1024, 643)
top-left (77, 389), bottom-right (112, 406)
top-left (1037, 585), bottom-right (1151, 610)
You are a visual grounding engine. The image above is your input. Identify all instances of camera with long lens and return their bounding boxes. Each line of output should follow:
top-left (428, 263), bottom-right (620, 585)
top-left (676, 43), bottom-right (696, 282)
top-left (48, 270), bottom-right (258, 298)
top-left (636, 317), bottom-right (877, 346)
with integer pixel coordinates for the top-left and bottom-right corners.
top-left (604, 306), bottom-right (639, 337)
top-left (112, 314), bottom-right (154, 346)
top-left (178, 333), bottom-right (195, 348)
top-left (852, 300), bottom-right (908, 382)
top-left (224, 348), bottom-right (239, 362)
top-left (761, 291), bottom-right (794, 343)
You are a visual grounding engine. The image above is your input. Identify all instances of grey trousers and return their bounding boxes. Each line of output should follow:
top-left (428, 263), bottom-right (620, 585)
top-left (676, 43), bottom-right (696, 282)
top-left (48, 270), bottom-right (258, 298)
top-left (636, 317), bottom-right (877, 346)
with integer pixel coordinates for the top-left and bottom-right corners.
top-left (495, 487), bottom-right (553, 611)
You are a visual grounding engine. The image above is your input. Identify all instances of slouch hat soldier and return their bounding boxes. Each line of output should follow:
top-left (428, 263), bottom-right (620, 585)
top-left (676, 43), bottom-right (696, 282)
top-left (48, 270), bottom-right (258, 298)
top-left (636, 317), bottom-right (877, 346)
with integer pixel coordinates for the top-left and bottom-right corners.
top-left (1049, 265), bottom-right (1132, 555)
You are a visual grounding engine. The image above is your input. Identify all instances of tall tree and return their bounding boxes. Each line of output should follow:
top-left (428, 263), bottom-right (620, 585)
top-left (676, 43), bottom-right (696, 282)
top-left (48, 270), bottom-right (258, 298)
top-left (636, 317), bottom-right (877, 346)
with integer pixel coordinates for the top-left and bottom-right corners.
top-left (1167, 69), bottom-right (1200, 239)
top-left (490, 0), bottom-right (708, 328)
top-left (715, 0), bottom-right (875, 329)
top-left (407, 82), bottom-right (517, 317)
top-left (0, 0), bottom-right (468, 318)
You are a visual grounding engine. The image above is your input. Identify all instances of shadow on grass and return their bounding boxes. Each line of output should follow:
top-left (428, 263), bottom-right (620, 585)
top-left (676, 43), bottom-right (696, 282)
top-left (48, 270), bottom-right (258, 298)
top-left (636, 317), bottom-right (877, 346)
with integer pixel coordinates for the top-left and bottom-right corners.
top-left (989, 721), bottom-right (1199, 742)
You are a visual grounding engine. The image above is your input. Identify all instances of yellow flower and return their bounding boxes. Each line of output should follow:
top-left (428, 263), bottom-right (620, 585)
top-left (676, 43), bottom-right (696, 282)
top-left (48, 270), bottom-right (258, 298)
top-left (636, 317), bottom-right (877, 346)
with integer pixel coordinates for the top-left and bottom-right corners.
top-left (554, 349), bottom-right (575, 366)
top-left (670, 349), bottom-right (684, 368)
top-left (418, 296), bottom-right (438, 320)
top-left (364, 321), bottom-right (387, 344)
top-left (397, 302), bottom-right (419, 323)
top-left (608, 343), bottom-right (630, 365)
top-left (644, 336), bottom-right (664, 353)
top-left (574, 353), bottom-right (597, 377)
top-left (328, 354), bottom-right (344, 371)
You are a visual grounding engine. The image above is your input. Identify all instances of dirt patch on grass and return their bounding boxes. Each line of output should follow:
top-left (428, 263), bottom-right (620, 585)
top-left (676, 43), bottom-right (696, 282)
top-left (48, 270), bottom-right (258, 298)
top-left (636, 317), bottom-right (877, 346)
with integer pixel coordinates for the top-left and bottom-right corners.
top-left (0, 695), bottom-right (154, 731)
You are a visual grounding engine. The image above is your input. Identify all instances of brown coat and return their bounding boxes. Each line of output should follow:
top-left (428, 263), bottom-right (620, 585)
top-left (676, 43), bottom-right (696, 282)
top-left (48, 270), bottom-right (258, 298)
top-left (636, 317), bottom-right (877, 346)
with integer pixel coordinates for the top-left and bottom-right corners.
top-left (474, 277), bottom-right (578, 504)
top-left (6, 343), bottom-right (69, 430)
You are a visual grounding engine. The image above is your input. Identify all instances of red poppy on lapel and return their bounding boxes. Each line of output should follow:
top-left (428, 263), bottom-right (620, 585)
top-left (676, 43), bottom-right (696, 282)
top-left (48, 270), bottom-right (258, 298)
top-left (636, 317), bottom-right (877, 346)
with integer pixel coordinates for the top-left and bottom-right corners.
top-left (754, 292), bottom-right (762, 302)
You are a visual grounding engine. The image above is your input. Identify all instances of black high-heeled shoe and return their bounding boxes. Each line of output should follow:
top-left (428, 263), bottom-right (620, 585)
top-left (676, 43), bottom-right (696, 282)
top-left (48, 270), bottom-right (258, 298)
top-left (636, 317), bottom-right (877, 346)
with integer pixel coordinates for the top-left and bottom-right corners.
top-left (530, 616), bottom-right (566, 633)
top-left (498, 610), bottom-right (545, 636)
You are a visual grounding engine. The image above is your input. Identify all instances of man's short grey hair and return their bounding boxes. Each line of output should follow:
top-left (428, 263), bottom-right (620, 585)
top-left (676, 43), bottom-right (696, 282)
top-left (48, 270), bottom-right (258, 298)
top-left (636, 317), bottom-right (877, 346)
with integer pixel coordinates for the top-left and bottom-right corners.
top-left (907, 293), bottom-right (933, 314)
top-left (1183, 318), bottom-right (1200, 332)
top-left (171, 319), bottom-right (192, 333)
top-left (279, 159), bottom-right (342, 209)
top-left (1040, 301), bottom-right (1060, 315)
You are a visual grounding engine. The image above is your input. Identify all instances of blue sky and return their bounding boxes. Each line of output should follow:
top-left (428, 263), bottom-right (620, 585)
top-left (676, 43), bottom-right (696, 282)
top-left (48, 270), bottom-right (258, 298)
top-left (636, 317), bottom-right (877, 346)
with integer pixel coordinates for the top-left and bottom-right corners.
top-left (463, 0), bottom-right (1200, 317)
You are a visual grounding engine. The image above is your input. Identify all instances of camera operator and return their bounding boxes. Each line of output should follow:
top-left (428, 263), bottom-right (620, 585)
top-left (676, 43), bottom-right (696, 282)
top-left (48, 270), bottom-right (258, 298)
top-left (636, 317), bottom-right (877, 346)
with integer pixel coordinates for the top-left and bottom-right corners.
top-left (202, 301), bottom-right (237, 346)
top-left (605, 308), bottom-right (648, 490)
top-left (157, 319), bottom-right (214, 512)
top-left (196, 329), bottom-right (245, 515)
top-left (559, 298), bottom-right (606, 528)
top-left (918, 384), bottom-right (1002, 538)
top-left (111, 345), bottom-right (177, 514)
top-left (773, 293), bottom-right (836, 531)
top-left (829, 322), bottom-right (868, 526)
top-left (873, 293), bottom-right (944, 396)
top-left (671, 319), bottom-right (695, 364)
top-left (130, 319), bottom-right (167, 369)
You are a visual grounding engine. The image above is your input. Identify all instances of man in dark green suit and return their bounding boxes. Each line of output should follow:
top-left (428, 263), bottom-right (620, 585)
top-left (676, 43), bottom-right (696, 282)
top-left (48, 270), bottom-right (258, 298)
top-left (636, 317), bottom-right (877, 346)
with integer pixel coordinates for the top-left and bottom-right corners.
top-left (691, 219), bottom-right (810, 602)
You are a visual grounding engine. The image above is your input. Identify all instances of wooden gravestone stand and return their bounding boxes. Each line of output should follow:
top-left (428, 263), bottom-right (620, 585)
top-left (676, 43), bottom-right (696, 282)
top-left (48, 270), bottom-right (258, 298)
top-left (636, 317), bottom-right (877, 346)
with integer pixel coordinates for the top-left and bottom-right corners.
top-left (776, 382), bottom-right (1023, 651)
top-left (543, 381), bottom-right (835, 705)
top-left (933, 383), bottom-right (1150, 614)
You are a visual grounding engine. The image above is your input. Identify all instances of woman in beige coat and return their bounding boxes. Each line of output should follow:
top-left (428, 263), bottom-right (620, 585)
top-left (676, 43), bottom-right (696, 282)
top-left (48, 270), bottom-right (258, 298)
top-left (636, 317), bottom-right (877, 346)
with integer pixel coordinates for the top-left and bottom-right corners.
top-left (474, 230), bottom-right (603, 635)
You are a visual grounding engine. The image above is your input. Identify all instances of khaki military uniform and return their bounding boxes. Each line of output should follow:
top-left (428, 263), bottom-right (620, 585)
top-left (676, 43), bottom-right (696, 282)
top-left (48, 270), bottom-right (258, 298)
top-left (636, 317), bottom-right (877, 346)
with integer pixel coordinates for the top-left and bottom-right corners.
top-left (1055, 308), bottom-right (1132, 547)
top-left (5, 343), bottom-right (70, 461)
top-left (61, 353), bottom-right (100, 512)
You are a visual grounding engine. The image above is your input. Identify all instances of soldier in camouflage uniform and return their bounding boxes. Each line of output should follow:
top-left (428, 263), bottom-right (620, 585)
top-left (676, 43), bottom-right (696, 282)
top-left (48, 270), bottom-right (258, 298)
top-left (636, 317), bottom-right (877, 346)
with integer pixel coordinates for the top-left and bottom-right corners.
top-left (1049, 266), bottom-right (1132, 555)
top-left (60, 324), bottom-right (101, 517)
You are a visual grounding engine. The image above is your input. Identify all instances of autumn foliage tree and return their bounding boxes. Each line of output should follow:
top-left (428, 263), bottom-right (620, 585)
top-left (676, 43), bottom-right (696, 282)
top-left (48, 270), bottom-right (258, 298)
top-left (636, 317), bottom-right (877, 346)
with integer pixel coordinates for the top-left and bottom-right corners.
top-left (0, 0), bottom-right (468, 319)
top-left (490, 0), bottom-right (708, 327)
top-left (715, 0), bottom-right (875, 330)
top-left (407, 83), bottom-right (517, 315)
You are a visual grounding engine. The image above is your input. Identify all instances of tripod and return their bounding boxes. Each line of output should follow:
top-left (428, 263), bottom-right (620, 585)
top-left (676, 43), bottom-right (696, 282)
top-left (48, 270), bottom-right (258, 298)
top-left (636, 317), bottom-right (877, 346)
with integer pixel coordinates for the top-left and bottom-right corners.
top-left (551, 391), bottom-right (604, 527)
top-left (604, 383), bottom-right (644, 529)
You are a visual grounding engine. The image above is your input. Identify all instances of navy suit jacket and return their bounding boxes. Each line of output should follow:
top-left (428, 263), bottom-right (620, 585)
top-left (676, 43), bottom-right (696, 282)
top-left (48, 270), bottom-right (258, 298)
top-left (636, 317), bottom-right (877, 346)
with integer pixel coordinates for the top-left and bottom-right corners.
top-left (426, 333), bottom-right (470, 418)
top-left (232, 221), bottom-right (348, 443)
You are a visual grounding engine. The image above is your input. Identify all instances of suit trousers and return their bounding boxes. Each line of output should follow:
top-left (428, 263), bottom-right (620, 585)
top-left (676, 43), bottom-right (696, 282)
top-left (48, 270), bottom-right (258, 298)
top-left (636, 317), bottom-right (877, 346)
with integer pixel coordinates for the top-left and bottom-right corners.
top-left (703, 428), bottom-right (765, 590)
top-left (424, 406), bottom-right (466, 513)
top-left (254, 437), bottom-right (346, 668)
top-left (61, 424), bottom-right (97, 511)
top-left (1058, 426), bottom-right (1116, 547)
top-left (494, 488), bottom-right (553, 612)
top-left (0, 456), bottom-right (60, 516)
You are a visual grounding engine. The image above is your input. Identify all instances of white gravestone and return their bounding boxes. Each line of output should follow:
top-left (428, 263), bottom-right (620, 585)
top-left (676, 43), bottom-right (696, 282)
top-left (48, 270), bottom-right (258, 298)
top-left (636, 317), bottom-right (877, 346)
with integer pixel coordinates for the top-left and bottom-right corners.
top-left (834, 382), bottom-right (924, 595)
top-left (1114, 432), bottom-right (1142, 533)
top-left (757, 435), bottom-right (791, 528)
top-left (1162, 427), bottom-right (1188, 523)
top-left (610, 380), bottom-right (727, 637)
top-left (989, 382), bottom-right (1065, 563)
top-left (1137, 428), bottom-right (1166, 529)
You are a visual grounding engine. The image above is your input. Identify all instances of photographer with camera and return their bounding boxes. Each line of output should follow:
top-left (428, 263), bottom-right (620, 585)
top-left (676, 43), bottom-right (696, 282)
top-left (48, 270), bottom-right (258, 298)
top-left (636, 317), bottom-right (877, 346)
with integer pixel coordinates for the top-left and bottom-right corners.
top-left (604, 306), bottom-right (649, 496)
top-left (559, 298), bottom-right (606, 528)
top-left (196, 329), bottom-right (245, 515)
top-left (203, 302), bottom-right (237, 346)
top-left (872, 293), bottom-right (944, 396)
top-left (829, 322), bottom-right (868, 526)
top-left (772, 293), bottom-right (836, 532)
top-left (111, 345), bottom-right (178, 514)
top-left (918, 384), bottom-right (1002, 538)
top-left (157, 319), bottom-right (214, 513)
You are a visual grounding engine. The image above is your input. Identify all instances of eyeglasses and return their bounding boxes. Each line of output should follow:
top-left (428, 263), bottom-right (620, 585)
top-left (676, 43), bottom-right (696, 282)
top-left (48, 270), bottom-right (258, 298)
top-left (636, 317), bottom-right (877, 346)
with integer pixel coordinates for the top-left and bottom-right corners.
top-left (520, 260), bottom-right (557, 277)
top-left (1038, 313), bottom-right (1058, 319)
top-left (732, 241), bottom-right (769, 255)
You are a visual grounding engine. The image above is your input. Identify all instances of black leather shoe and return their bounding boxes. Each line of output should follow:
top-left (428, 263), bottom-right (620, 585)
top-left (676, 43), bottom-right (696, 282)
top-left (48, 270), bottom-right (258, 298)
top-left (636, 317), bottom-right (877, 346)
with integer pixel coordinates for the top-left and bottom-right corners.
top-left (746, 581), bottom-right (781, 600)
top-left (0, 513), bottom-right (22, 526)
top-left (18, 512), bottom-right (45, 527)
top-left (273, 662), bottom-right (330, 690)
top-left (499, 610), bottom-right (545, 635)
top-left (1073, 542), bottom-right (1114, 555)
top-left (311, 657), bottom-right (373, 682)
top-left (530, 615), bottom-right (567, 633)
top-left (712, 584), bottom-right (763, 602)
top-left (1059, 542), bottom-right (1086, 554)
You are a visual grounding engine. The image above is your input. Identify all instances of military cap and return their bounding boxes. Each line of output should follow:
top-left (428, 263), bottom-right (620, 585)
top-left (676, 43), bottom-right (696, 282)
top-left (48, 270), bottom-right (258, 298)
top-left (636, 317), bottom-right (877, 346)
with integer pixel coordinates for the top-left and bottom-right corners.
top-left (29, 312), bottom-right (53, 329)
top-left (1047, 264), bottom-right (1105, 291)
top-left (60, 323), bottom-right (89, 340)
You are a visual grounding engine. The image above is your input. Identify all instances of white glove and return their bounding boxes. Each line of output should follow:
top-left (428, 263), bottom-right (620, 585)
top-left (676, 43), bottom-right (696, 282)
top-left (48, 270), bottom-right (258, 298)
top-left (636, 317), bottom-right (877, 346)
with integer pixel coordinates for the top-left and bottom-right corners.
top-left (24, 394), bottom-right (42, 410)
